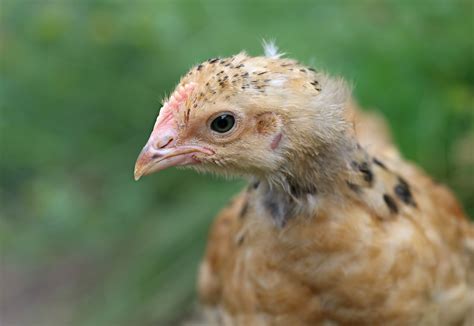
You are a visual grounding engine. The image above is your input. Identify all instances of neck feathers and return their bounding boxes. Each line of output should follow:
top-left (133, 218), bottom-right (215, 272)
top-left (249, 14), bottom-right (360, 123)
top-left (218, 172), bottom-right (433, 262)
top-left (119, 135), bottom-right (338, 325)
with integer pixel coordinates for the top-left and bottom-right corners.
top-left (258, 139), bottom-right (373, 227)
top-left (257, 138), bottom-right (418, 228)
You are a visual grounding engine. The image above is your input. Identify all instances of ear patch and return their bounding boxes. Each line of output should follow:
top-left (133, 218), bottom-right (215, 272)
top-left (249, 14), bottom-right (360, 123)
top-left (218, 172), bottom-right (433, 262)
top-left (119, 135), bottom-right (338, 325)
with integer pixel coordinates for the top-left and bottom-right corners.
top-left (255, 112), bottom-right (279, 134)
top-left (271, 133), bottom-right (282, 150)
top-left (255, 112), bottom-right (283, 149)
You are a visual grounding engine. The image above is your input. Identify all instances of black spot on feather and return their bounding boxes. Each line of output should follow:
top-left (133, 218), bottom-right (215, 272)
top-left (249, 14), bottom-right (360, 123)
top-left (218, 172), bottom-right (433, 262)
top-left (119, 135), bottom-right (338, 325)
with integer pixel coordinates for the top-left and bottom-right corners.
top-left (239, 201), bottom-right (249, 218)
top-left (252, 181), bottom-right (260, 189)
top-left (395, 177), bottom-right (417, 207)
top-left (265, 200), bottom-right (281, 221)
top-left (358, 162), bottom-right (374, 184)
top-left (310, 80), bottom-right (321, 91)
top-left (289, 183), bottom-right (317, 197)
top-left (373, 157), bottom-right (387, 170)
top-left (383, 194), bottom-right (398, 214)
top-left (346, 181), bottom-right (361, 193)
top-left (351, 161), bottom-right (374, 185)
top-left (262, 189), bottom-right (294, 228)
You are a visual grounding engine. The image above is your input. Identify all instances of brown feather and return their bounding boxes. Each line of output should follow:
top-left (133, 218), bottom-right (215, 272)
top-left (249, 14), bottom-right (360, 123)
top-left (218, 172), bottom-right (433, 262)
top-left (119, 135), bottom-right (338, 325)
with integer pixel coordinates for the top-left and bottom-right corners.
top-left (136, 49), bottom-right (474, 325)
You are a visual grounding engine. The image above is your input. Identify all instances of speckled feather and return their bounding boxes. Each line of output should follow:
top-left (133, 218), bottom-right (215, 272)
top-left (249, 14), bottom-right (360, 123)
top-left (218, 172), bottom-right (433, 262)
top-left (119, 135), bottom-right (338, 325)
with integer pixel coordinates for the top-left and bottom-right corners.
top-left (147, 46), bottom-right (474, 325)
top-left (197, 108), bottom-right (474, 325)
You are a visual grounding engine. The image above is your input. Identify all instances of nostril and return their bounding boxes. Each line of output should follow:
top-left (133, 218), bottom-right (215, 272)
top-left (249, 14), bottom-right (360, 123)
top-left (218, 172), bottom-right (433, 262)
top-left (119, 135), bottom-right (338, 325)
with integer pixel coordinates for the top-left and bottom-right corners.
top-left (150, 129), bottom-right (178, 150)
top-left (158, 137), bottom-right (173, 149)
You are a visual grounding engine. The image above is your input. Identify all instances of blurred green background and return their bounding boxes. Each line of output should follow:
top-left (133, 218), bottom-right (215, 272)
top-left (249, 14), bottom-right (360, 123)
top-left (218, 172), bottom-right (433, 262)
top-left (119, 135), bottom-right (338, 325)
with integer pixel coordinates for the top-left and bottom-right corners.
top-left (1, 1), bottom-right (473, 325)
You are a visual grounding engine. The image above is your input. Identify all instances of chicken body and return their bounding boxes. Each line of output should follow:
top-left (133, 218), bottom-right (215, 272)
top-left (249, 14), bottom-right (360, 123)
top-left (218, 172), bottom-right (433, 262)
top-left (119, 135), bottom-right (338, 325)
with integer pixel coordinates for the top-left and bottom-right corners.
top-left (134, 47), bottom-right (474, 325)
top-left (198, 109), bottom-right (474, 325)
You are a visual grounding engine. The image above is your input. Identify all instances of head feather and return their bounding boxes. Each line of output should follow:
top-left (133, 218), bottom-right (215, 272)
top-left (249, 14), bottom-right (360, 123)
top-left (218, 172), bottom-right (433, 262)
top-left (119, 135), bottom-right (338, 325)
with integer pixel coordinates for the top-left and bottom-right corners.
top-left (262, 39), bottom-right (284, 58)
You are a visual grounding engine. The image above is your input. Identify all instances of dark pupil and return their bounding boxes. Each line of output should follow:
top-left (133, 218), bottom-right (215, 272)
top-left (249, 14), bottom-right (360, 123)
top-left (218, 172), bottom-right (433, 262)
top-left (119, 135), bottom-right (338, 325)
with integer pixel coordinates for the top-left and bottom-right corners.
top-left (211, 114), bottom-right (235, 133)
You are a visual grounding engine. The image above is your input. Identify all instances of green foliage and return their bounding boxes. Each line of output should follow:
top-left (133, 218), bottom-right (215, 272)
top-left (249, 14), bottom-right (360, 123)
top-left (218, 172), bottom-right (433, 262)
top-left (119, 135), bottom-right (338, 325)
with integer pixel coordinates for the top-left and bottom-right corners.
top-left (1, 1), bottom-right (473, 325)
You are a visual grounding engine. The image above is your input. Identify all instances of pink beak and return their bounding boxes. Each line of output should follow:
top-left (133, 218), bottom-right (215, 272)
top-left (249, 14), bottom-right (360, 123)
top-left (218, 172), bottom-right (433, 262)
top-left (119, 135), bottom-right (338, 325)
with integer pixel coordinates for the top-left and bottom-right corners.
top-left (134, 83), bottom-right (213, 180)
top-left (134, 139), bottom-right (213, 181)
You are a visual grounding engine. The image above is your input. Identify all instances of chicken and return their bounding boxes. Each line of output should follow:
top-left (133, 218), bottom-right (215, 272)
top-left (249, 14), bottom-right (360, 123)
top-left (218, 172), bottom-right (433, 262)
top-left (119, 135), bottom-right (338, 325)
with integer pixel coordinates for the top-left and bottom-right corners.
top-left (134, 44), bottom-right (474, 325)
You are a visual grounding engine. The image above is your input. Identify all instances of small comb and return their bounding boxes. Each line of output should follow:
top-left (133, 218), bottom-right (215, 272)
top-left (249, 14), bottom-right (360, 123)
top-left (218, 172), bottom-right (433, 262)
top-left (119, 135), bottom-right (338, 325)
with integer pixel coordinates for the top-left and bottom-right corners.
top-left (154, 82), bottom-right (197, 130)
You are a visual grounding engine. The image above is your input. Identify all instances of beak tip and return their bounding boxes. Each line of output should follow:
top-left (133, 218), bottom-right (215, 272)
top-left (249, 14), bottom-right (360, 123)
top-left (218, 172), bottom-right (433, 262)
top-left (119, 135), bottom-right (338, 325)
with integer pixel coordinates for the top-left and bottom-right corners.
top-left (133, 164), bottom-right (143, 181)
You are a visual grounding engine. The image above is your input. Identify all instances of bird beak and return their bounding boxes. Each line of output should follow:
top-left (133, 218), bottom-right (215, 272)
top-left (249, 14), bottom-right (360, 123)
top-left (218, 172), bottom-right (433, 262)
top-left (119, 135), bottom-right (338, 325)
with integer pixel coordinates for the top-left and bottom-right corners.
top-left (133, 110), bottom-right (214, 180)
top-left (134, 82), bottom-right (212, 180)
top-left (134, 139), bottom-right (213, 181)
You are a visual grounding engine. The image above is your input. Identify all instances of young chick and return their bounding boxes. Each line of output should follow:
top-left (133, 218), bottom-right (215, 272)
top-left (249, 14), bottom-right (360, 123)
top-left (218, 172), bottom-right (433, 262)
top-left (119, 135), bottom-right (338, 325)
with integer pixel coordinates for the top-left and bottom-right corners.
top-left (134, 46), bottom-right (474, 325)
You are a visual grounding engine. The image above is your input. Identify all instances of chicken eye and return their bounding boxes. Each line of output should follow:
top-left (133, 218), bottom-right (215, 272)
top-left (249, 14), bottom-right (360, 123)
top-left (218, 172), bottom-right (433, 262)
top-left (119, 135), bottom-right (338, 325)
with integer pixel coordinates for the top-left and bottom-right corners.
top-left (210, 114), bottom-right (235, 133)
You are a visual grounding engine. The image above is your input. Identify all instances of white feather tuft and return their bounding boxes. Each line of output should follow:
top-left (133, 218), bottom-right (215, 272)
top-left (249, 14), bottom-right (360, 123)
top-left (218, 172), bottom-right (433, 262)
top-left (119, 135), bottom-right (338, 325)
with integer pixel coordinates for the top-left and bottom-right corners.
top-left (262, 39), bottom-right (284, 58)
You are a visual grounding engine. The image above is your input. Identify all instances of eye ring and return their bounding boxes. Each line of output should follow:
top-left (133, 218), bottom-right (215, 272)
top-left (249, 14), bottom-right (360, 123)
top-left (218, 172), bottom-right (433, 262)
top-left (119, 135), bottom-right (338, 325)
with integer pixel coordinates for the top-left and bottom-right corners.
top-left (210, 113), bottom-right (236, 133)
